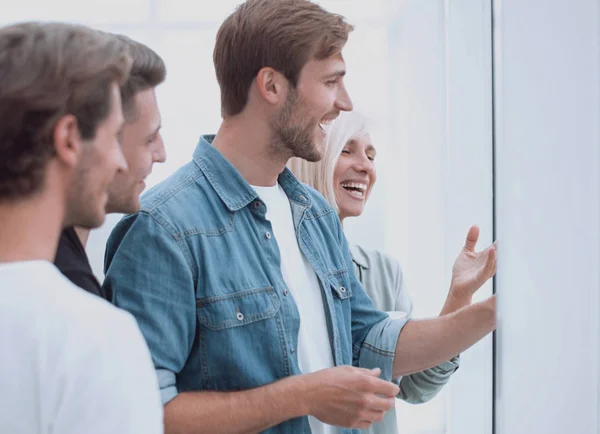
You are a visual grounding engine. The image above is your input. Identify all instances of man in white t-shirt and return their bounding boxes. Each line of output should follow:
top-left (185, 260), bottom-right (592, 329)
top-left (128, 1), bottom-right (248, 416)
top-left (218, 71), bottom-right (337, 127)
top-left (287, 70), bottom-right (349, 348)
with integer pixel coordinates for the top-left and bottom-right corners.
top-left (0, 22), bottom-right (163, 434)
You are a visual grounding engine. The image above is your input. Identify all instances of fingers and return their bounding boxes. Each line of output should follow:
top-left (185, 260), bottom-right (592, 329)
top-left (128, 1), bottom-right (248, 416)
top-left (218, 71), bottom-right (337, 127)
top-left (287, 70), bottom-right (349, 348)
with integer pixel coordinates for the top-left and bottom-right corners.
top-left (364, 367), bottom-right (382, 377)
top-left (464, 225), bottom-right (480, 251)
top-left (485, 245), bottom-right (497, 276)
top-left (366, 376), bottom-right (400, 397)
top-left (355, 411), bottom-right (387, 427)
top-left (366, 395), bottom-right (396, 412)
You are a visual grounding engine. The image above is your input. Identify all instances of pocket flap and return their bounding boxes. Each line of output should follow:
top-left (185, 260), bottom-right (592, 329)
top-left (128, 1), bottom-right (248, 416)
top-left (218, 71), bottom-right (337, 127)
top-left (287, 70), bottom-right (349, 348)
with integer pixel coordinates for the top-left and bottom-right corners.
top-left (196, 286), bottom-right (281, 331)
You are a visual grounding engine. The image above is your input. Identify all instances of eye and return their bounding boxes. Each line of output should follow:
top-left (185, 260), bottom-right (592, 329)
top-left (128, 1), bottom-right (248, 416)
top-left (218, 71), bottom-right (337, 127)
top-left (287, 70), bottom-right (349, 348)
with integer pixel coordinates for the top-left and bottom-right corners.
top-left (146, 133), bottom-right (159, 146)
top-left (367, 154), bottom-right (376, 162)
top-left (341, 148), bottom-right (350, 155)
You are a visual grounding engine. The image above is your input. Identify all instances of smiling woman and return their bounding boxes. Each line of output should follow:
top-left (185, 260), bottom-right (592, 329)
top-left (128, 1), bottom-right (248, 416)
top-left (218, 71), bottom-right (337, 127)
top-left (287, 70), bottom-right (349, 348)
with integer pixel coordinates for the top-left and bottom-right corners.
top-left (288, 110), bottom-right (463, 434)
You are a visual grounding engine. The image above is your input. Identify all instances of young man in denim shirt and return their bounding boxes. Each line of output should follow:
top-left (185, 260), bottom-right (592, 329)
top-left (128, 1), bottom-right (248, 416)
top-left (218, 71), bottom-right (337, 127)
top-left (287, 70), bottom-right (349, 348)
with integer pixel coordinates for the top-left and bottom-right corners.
top-left (104, 1), bottom-right (497, 432)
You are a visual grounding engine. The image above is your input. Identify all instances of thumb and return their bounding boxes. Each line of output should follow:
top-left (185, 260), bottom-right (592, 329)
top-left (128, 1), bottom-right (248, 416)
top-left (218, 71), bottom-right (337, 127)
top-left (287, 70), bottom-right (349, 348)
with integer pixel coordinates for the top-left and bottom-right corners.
top-left (465, 225), bottom-right (479, 252)
top-left (464, 225), bottom-right (480, 252)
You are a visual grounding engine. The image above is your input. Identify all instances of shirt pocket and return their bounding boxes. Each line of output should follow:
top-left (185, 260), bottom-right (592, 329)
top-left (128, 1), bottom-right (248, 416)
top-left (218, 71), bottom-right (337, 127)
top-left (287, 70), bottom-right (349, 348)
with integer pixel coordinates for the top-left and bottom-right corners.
top-left (196, 286), bottom-right (281, 331)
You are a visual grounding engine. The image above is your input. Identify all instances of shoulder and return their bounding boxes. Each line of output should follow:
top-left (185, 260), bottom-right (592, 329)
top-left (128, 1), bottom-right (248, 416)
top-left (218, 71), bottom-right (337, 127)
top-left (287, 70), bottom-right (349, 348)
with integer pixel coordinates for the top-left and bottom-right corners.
top-left (10, 264), bottom-right (145, 357)
top-left (139, 160), bottom-right (206, 215)
top-left (350, 244), bottom-right (404, 279)
top-left (302, 183), bottom-right (337, 217)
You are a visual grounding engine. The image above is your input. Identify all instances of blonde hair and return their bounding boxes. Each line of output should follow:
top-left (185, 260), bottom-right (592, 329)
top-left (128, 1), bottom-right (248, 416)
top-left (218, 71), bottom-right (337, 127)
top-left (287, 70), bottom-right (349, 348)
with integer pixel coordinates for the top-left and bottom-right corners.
top-left (288, 111), bottom-right (371, 212)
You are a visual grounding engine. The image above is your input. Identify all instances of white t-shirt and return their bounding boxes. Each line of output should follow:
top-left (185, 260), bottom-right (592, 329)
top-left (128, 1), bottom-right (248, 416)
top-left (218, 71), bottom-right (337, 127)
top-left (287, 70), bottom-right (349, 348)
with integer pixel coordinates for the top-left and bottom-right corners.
top-left (0, 260), bottom-right (163, 434)
top-left (252, 184), bottom-right (337, 434)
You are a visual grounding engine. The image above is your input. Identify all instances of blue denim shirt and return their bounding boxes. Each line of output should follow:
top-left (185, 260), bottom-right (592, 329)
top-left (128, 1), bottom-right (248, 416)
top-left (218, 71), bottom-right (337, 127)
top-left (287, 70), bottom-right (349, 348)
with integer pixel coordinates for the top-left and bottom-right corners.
top-left (103, 135), bottom-right (407, 434)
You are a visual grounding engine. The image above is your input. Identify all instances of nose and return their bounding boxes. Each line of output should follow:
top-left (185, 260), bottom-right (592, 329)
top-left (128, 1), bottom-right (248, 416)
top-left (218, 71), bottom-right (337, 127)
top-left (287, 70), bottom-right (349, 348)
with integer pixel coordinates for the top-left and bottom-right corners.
top-left (336, 82), bottom-right (353, 112)
top-left (113, 141), bottom-right (128, 174)
top-left (352, 153), bottom-right (374, 173)
top-left (153, 134), bottom-right (167, 163)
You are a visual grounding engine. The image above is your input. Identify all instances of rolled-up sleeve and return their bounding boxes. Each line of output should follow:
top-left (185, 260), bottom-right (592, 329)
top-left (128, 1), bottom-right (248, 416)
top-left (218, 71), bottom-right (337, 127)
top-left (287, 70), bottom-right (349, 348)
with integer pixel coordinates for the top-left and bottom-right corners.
top-left (103, 211), bottom-right (196, 405)
top-left (398, 356), bottom-right (460, 403)
top-left (357, 316), bottom-right (408, 382)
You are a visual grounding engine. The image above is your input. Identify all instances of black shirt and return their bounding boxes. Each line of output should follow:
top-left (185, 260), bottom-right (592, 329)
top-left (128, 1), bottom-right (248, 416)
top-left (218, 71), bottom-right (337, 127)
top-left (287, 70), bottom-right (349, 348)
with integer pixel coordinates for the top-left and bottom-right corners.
top-left (54, 227), bottom-right (110, 301)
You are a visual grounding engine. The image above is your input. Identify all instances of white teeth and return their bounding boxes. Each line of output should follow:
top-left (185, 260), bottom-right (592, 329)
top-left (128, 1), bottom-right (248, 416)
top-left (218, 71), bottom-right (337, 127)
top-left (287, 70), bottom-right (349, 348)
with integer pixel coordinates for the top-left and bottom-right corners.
top-left (340, 182), bottom-right (367, 192)
top-left (319, 119), bottom-right (335, 130)
top-left (347, 190), bottom-right (364, 198)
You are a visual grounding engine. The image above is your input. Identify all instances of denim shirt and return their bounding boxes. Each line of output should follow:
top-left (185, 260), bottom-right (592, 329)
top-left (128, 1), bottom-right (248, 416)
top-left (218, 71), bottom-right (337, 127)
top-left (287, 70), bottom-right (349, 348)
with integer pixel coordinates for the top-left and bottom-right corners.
top-left (103, 136), bottom-right (407, 434)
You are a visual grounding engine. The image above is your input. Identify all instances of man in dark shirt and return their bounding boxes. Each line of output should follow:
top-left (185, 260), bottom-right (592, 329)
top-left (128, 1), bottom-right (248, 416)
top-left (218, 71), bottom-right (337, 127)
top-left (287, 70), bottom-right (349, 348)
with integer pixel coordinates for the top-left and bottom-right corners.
top-left (54, 34), bottom-right (167, 298)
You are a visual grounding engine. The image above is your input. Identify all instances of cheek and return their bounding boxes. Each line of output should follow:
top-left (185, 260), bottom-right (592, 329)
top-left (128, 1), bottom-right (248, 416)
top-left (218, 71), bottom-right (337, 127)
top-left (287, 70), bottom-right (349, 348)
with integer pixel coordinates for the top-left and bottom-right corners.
top-left (333, 164), bottom-right (346, 185)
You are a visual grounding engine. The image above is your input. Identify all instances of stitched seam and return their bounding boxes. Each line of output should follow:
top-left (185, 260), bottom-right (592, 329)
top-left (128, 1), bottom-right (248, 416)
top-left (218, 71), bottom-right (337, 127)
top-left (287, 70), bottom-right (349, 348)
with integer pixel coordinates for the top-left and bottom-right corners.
top-left (363, 342), bottom-right (395, 357)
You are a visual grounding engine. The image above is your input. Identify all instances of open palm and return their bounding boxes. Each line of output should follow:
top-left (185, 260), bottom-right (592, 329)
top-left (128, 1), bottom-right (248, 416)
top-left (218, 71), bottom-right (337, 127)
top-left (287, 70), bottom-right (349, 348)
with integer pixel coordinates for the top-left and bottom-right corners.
top-left (450, 225), bottom-right (497, 298)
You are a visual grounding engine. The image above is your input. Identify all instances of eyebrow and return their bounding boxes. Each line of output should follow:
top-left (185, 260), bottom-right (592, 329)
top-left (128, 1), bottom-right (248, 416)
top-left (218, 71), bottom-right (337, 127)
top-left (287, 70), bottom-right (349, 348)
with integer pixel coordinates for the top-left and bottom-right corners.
top-left (324, 70), bottom-right (346, 79)
top-left (347, 140), bottom-right (376, 153)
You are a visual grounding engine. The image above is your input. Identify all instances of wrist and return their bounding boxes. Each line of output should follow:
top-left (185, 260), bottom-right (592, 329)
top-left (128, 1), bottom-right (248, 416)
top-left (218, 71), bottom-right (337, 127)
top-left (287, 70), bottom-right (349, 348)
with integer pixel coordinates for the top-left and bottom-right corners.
top-left (288, 373), bottom-right (315, 418)
top-left (448, 285), bottom-right (473, 305)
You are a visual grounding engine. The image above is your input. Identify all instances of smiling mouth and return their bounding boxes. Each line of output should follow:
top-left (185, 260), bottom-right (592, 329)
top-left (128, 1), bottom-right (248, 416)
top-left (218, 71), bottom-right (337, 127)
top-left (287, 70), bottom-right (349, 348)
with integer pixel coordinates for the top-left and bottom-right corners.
top-left (340, 181), bottom-right (367, 199)
top-left (319, 117), bottom-right (336, 131)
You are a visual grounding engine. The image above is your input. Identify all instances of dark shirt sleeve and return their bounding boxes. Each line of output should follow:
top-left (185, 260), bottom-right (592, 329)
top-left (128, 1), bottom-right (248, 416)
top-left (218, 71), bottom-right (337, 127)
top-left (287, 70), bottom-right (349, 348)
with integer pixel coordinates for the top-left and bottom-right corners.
top-left (54, 227), bottom-right (108, 300)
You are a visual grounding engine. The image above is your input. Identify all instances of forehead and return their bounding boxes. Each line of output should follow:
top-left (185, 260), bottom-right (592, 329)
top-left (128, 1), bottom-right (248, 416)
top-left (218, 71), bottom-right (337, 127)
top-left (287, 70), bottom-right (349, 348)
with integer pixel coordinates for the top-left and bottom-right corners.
top-left (130, 88), bottom-right (160, 120)
top-left (348, 134), bottom-right (375, 150)
top-left (298, 52), bottom-right (347, 81)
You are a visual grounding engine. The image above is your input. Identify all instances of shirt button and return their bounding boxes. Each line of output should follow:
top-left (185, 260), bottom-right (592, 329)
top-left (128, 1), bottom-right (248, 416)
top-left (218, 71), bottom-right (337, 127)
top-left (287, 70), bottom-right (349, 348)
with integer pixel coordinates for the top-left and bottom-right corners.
top-left (340, 286), bottom-right (347, 293)
top-left (283, 289), bottom-right (289, 296)
top-left (290, 348), bottom-right (295, 354)
top-left (299, 195), bottom-right (307, 202)
top-left (253, 201), bottom-right (260, 209)
top-left (236, 312), bottom-right (244, 321)
top-left (266, 232), bottom-right (271, 239)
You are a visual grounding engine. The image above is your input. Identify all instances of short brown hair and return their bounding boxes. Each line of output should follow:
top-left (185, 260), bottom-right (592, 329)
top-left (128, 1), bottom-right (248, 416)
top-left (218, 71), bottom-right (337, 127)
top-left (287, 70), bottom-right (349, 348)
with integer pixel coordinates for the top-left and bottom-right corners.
top-left (214, 0), bottom-right (353, 116)
top-left (115, 34), bottom-right (166, 120)
top-left (0, 22), bottom-right (132, 201)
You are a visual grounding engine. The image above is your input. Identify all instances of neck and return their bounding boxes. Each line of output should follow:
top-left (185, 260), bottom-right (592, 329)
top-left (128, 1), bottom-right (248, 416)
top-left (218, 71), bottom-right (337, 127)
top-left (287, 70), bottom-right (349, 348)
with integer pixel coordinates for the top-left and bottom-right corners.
top-left (212, 116), bottom-right (288, 187)
top-left (73, 227), bottom-right (91, 247)
top-left (0, 192), bottom-right (64, 263)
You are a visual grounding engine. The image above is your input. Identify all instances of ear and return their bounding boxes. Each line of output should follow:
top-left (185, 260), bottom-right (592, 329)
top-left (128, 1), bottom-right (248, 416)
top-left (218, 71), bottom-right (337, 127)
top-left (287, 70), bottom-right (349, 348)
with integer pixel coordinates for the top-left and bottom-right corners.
top-left (255, 67), bottom-right (288, 106)
top-left (52, 114), bottom-right (82, 169)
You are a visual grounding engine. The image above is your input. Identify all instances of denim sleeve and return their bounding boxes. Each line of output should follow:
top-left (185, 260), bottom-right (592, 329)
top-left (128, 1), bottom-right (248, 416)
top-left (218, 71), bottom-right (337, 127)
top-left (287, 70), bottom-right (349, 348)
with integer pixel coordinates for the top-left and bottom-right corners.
top-left (391, 259), bottom-right (460, 403)
top-left (335, 221), bottom-right (408, 382)
top-left (103, 211), bottom-right (196, 405)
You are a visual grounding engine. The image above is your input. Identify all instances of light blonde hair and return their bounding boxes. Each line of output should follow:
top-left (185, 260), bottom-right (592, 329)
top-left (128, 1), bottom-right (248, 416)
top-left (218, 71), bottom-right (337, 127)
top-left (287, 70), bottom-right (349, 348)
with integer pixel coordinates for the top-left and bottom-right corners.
top-left (288, 111), bottom-right (371, 212)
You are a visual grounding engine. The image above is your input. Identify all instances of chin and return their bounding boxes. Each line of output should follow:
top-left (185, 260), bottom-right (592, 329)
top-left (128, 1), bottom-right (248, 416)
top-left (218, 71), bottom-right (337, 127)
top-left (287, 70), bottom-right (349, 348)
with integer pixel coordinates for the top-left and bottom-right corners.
top-left (339, 206), bottom-right (363, 220)
top-left (121, 199), bottom-right (141, 215)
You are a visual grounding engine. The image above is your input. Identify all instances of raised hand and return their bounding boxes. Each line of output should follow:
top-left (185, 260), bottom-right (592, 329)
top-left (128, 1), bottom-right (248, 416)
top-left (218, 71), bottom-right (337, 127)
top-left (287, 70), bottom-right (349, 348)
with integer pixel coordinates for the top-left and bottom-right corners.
top-left (449, 225), bottom-right (496, 300)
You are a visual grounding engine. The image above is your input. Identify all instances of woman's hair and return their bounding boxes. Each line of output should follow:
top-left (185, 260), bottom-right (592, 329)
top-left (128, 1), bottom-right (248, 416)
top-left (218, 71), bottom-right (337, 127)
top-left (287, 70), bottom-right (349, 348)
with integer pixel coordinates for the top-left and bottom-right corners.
top-left (288, 110), bottom-right (371, 212)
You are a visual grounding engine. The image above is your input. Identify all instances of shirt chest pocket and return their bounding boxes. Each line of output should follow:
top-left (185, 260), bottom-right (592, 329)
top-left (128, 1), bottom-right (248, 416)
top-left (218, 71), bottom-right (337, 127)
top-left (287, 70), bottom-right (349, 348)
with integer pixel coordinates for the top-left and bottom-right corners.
top-left (196, 286), bottom-right (281, 331)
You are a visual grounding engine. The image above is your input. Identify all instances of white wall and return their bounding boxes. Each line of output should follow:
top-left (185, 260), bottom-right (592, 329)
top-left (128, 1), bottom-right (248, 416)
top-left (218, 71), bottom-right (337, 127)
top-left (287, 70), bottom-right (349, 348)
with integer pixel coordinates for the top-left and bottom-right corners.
top-left (494, 1), bottom-right (600, 433)
top-left (376, 1), bottom-right (494, 433)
